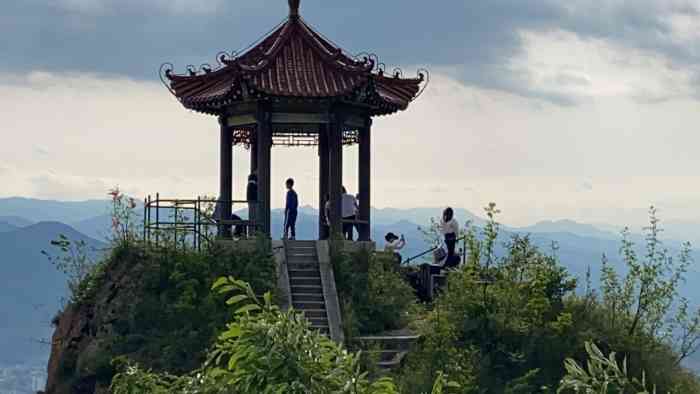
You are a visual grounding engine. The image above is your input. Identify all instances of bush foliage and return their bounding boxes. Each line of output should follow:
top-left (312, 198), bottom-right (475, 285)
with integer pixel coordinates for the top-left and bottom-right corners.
top-left (331, 245), bottom-right (415, 338)
top-left (395, 204), bottom-right (700, 394)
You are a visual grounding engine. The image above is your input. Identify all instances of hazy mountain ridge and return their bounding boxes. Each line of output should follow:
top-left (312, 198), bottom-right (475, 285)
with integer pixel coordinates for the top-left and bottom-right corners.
top-left (0, 221), bottom-right (105, 366)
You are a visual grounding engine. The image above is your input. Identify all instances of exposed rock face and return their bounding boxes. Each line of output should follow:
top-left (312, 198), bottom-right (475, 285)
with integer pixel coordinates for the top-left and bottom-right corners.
top-left (44, 248), bottom-right (144, 394)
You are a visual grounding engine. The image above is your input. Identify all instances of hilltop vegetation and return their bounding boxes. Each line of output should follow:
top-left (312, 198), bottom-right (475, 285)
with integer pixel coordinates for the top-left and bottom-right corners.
top-left (394, 205), bottom-right (700, 393)
top-left (34, 193), bottom-right (700, 393)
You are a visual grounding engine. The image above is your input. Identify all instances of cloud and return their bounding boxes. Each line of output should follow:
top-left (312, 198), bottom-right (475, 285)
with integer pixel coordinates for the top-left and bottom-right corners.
top-left (53, 0), bottom-right (224, 15)
top-left (508, 29), bottom-right (695, 102)
top-left (33, 146), bottom-right (50, 157)
top-left (30, 174), bottom-right (108, 200)
top-left (1, 1), bottom-right (699, 104)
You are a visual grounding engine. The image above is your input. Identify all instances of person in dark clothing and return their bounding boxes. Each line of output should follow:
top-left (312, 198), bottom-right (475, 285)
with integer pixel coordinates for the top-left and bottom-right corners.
top-left (231, 213), bottom-right (245, 238)
top-left (246, 173), bottom-right (258, 236)
top-left (284, 178), bottom-right (298, 240)
top-left (213, 198), bottom-right (243, 238)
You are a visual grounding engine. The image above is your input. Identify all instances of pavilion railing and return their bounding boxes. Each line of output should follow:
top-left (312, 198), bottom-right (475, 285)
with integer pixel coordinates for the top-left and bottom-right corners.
top-left (143, 194), bottom-right (258, 251)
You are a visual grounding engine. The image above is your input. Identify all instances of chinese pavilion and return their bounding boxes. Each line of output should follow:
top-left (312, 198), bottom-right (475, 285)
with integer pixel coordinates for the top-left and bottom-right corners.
top-left (161, 0), bottom-right (426, 240)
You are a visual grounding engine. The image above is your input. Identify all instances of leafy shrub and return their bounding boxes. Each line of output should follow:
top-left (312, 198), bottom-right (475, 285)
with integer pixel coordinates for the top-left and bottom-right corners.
top-left (332, 245), bottom-right (416, 337)
top-left (111, 277), bottom-right (407, 394)
top-left (107, 240), bottom-right (277, 374)
top-left (558, 341), bottom-right (659, 393)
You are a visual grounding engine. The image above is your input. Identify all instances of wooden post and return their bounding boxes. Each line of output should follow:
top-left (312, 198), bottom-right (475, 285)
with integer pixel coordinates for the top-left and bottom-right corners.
top-left (256, 109), bottom-right (272, 236)
top-left (328, 112), bottom-right (344, 238)
top-left (250, 138), bottom-right (258, 175)
top-left (219, 116), bottom-right (233, 238)
top-left (358, 118), bottom-right (371, 241)
top-left (318, 124), bottom-right (329, 240)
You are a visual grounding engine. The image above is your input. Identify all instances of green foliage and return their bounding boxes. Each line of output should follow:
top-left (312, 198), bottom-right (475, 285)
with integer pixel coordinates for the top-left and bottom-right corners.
top-left (108, 241), bottom-right (277, 374)
top-left (397, 203), bottom-right (700, 394)
top-left (332, 246), bottom-right (416, 337)
top-left (112, 277), bottom-right (395, 393)
top-left (599, 207), bottom-right (700, 364)
top-left (42, 234), bottom-right (105, 303)
top-left (108, 186), bottom-right (140, 245)
top-left (558, 342), bottom-right (660, 394)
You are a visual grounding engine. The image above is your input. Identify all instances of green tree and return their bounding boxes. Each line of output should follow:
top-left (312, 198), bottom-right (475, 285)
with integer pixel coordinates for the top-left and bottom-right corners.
top-left (558, 342), bottom-right (660, 394)
top-left (599, 207), bottom-right (700, 365)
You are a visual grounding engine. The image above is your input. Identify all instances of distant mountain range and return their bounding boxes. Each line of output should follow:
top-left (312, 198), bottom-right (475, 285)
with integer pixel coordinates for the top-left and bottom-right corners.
top-left (1, 196), bottom-right (699, 371)
top-left (0, 220), bottom-right (105, 365)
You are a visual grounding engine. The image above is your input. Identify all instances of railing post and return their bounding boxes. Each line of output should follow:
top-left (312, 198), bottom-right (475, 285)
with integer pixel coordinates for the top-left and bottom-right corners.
top-left (155, 193), bottom-right (160, 248)
top-left (143, 196), bottom-right (147, 243)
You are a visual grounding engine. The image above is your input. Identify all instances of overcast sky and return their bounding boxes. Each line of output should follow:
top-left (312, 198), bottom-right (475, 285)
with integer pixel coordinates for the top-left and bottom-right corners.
top-left (1, 0), bottom-right (699, 227)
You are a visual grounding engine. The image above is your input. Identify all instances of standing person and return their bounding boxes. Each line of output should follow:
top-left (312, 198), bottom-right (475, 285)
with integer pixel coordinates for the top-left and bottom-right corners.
top-left (284, 178), bottom-right (298, 240)
top-left (440, 207), bottom-right (459, 266)
top-left (341, 186), bottom-right (358, 240)
top-left (246, 173), bottom-right (258, 236)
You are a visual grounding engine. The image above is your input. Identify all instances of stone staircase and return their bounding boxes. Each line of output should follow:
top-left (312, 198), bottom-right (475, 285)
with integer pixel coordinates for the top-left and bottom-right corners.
top-left (286, 240), bottom-right (330, 335)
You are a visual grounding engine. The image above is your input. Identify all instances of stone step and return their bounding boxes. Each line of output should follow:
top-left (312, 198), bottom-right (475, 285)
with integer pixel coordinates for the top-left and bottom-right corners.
top-left (308, 317), bottom-right (329, 327)
top-left (287, 253), bottom-right (318, 261)
top-left (287, 262), bottom-right (320, 270)
top-left (355, 335), bottom-right (420, 351)
top-left (291, 285), bottom-right (323, 294)
top-left (285, 240), bottom-right (316, 245)
top-left (311, 325), bottom-right (330, 335)
top-left (286, 245), bottom-right (317, 252)
top-left (290, 277), bottom-right (322, 286)
top-left (287, 256), bottom-right (318, 263)
top-left (289, 269), bottom-right (321, 278)
top-left (300, 309), bottom-right (327, 319)
top-left (293, 300), bottom-right (326, 309)
top-left (292, 293), bottom-right (324, 302)
top-left (366, 350), bottom-right (403, 362)
top-left (377, 351), bottom-right (408, 369)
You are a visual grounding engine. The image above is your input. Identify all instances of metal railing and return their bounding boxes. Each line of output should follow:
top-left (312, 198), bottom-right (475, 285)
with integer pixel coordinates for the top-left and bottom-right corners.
top-left (402, 235), bottom-right (468, 266)
top-left (143, 194), bottom-right (258, 250)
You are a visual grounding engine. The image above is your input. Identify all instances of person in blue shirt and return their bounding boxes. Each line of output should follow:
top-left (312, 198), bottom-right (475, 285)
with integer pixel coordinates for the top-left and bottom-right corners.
top-left (284, 178), bottom-right (299, 240)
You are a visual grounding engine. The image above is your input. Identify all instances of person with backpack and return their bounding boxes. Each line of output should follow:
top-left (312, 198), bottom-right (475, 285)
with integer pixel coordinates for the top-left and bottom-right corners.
top-left (440, 207), bottom-right (460, 267)
top-left (284, 178), bottom-right (298, 240)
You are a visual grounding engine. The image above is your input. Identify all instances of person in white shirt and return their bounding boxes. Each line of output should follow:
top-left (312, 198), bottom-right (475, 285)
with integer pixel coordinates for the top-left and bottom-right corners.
top-left (341, 186), bottom-right (358, 240)
top-left (440, 207), bottom-right (459, 267)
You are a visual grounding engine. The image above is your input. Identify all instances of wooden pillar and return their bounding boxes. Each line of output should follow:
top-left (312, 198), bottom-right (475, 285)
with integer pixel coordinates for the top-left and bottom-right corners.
top-left (256, 109), bottom-right (272, 236)
top-left (250, 138), bottom-right (258, 175)
top-left (328, 113), bottom-right (344, 238)
top-left (318, 124), bottom-right (329, 240)
top-left (358, 119), bottom-right (371, 241)
top-left (218, 116), bottom-right (233, 238)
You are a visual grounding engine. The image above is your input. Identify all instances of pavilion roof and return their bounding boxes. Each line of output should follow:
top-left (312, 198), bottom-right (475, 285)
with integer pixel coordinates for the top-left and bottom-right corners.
top-left (163, 0), bottom-right (425, 116)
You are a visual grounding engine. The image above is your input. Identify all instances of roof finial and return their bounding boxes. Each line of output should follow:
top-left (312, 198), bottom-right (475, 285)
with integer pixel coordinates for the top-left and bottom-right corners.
top-left (289, 0), bottom-right (300, 17)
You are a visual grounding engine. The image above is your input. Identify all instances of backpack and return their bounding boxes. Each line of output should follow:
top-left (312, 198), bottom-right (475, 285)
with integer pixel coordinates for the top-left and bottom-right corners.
top-left (433, 245), bottom-right (447, 263)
